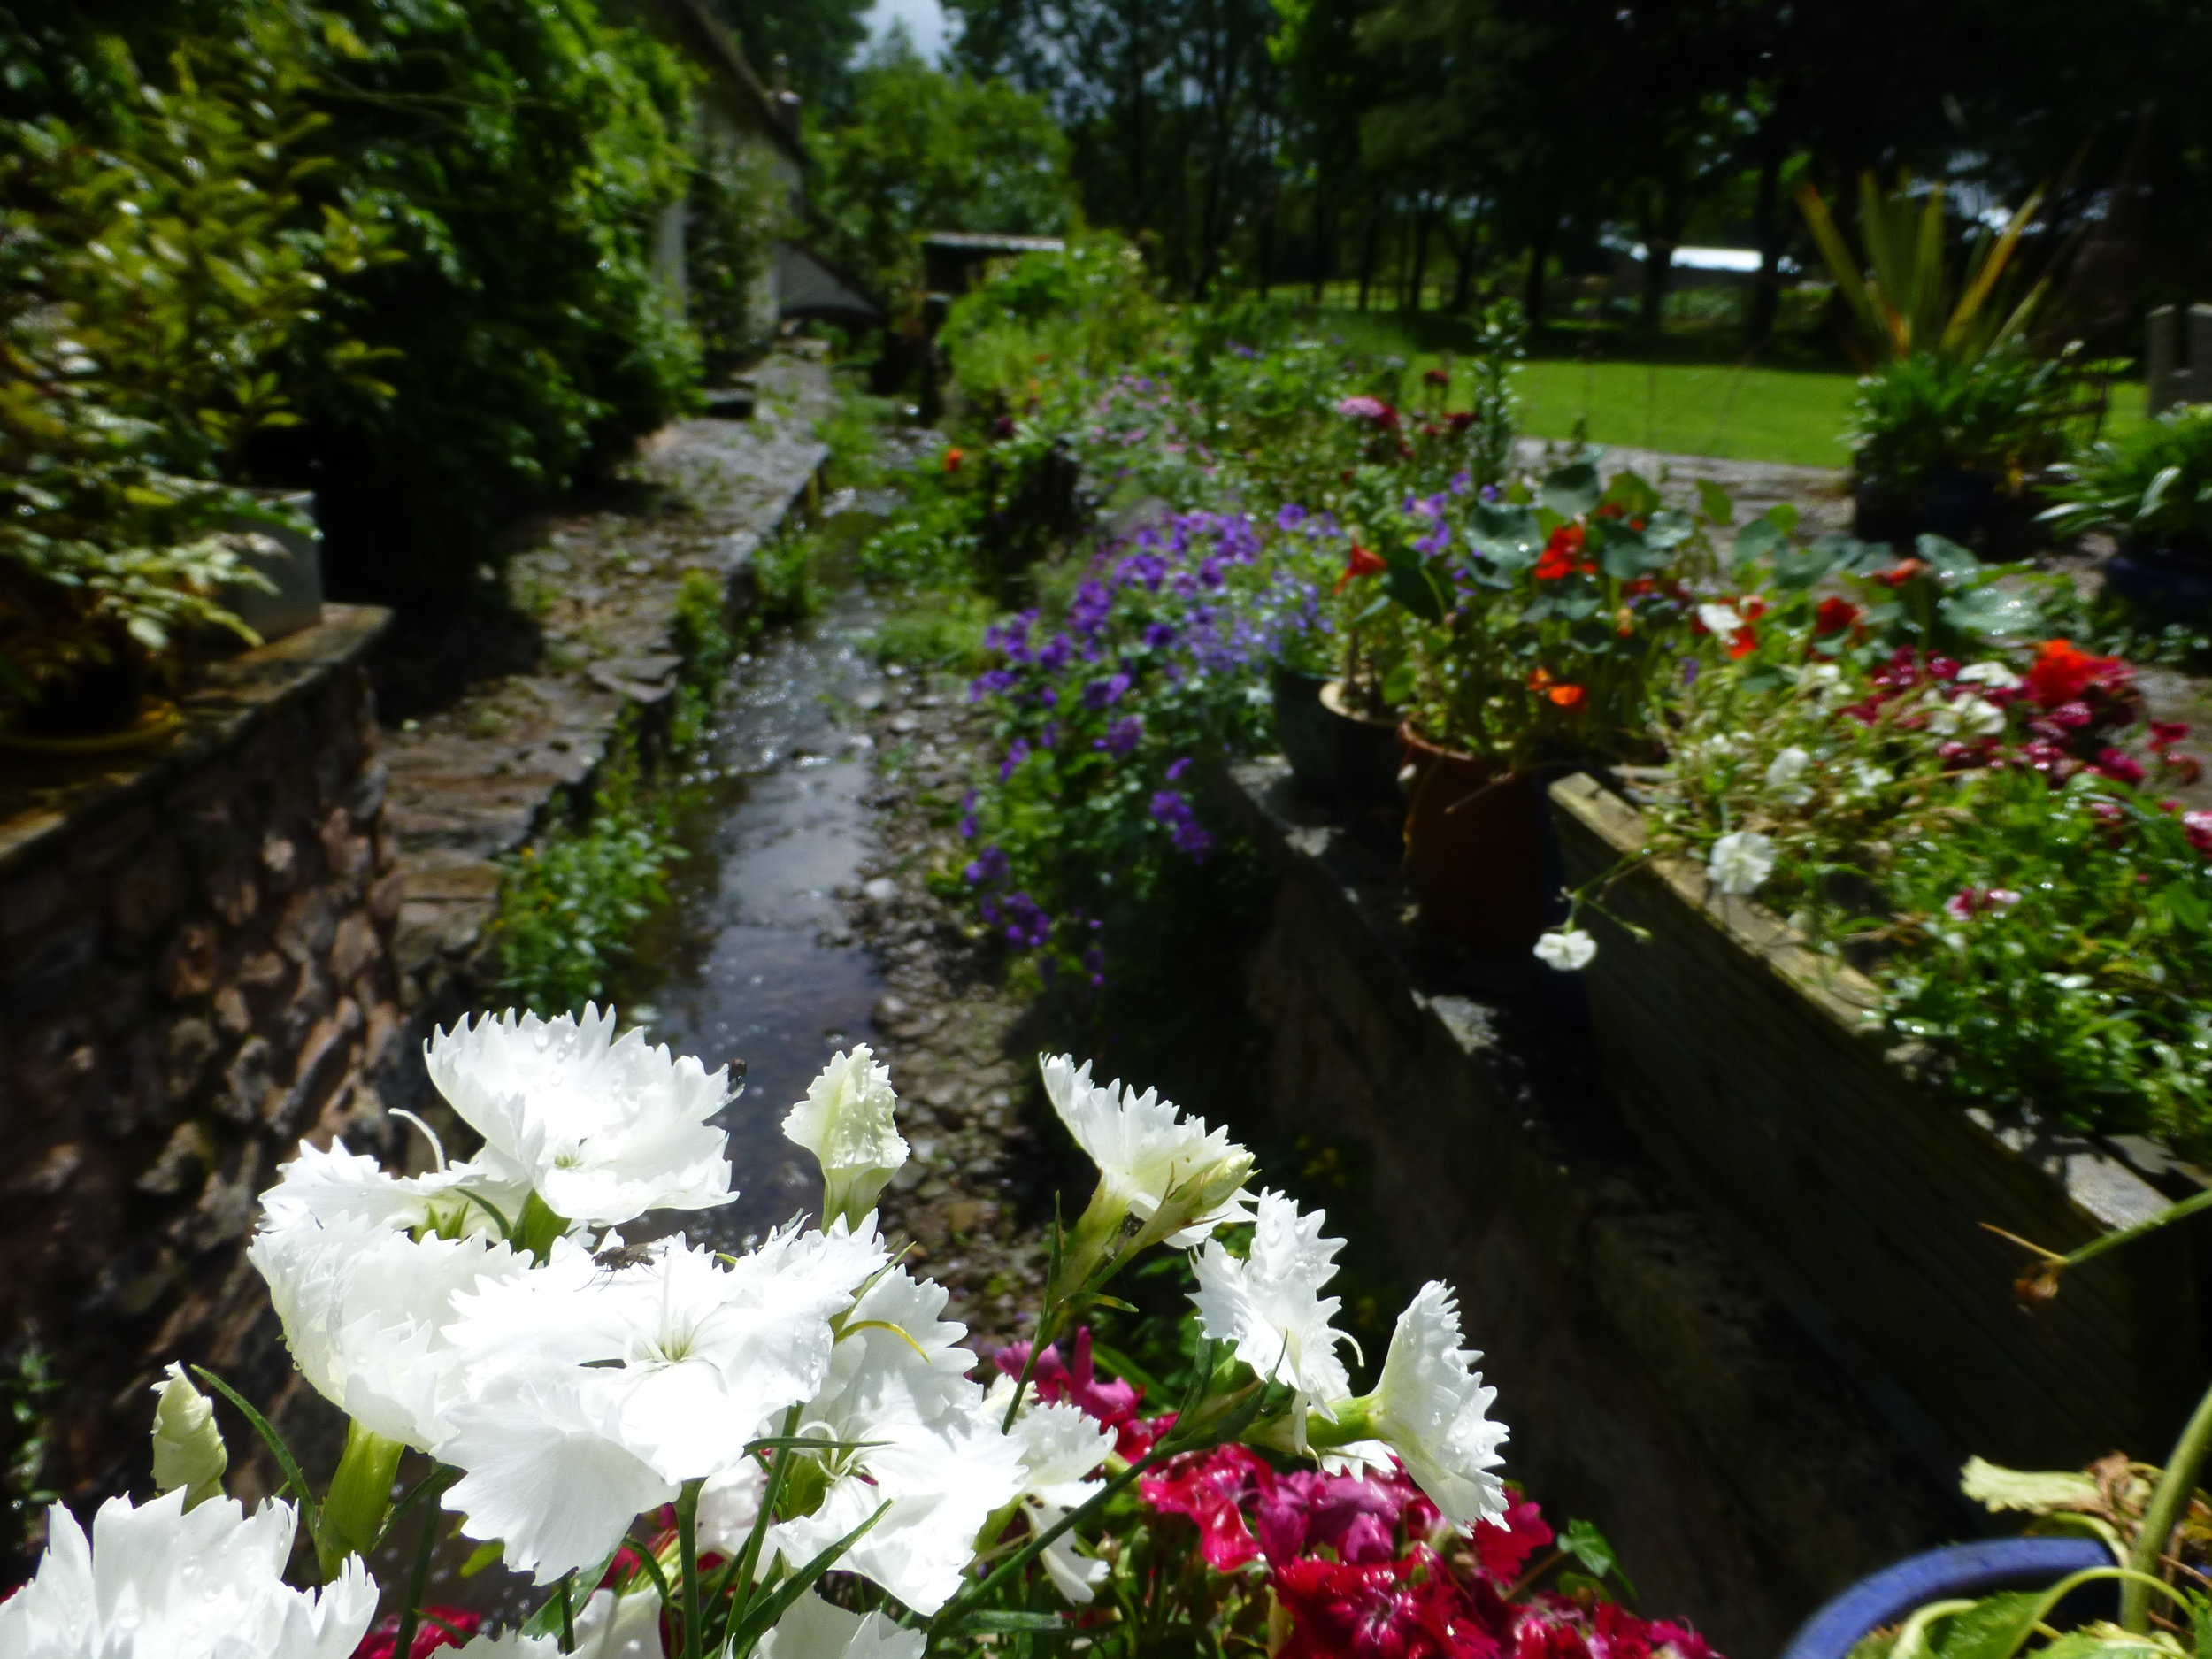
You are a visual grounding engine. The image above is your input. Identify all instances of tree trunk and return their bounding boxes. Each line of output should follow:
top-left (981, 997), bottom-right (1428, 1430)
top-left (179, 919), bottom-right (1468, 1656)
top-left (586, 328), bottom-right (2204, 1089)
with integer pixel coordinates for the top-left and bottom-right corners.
top-left (1447, 205), bottom-right (1477, 312)
top-left (1746, 128), bottom-right (1786, 348)
top-left (1407, 199), bottom-right (1433, 312)
top-left (1523, 215), bottom-right (1556, 327)
top-left (1312, 195), bottom-right (1333, 303)
top-left (1357, 201), bottom-right (1382, 311)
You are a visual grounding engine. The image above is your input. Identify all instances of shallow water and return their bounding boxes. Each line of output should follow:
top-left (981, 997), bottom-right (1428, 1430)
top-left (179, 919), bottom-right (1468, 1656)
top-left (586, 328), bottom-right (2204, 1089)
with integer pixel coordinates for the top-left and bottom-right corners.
top-left (611, 582), bottom-right (894, 1249)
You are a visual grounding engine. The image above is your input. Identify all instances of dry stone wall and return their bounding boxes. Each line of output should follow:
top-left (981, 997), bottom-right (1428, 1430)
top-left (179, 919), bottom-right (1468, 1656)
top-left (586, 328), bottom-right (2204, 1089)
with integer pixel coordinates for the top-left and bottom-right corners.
top-left (0, 607), bottom-right (402, 1518)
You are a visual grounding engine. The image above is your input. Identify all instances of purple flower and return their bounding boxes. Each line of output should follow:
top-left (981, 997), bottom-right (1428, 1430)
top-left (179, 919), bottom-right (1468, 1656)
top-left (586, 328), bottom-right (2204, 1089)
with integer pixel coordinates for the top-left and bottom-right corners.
top-left (1083, 673), bottom-right (1132, 710)
top-left (963, 844), bottom-right (1010, 886)
top-left (1165, 756), bottom-right (1194, 782)
top-left (1414, 526), bottom-right (1449, 557)
top-left (1450, 470), bottom-right (1473, 495)
top-left (998, 737), bottom-right (1033, 780)
top-left (969, 668), bottom-right (1018, 702)
top-left (1148, 788), bottom-right (1215, 861)
top-left (1142, 620), bottom-right (1177, 649)
top-left (1094, 717), bottom-right (1142, 757)
top-left (1277, 503), bottom-right (1310, 531)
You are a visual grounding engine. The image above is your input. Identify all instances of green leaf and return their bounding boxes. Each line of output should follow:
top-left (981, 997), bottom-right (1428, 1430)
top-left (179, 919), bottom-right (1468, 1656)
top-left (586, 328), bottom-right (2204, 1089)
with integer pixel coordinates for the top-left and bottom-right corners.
top-left (1732, 519), bottom-right (1786, 571)
top-left (1959, 1456), bottom-right (2103, 1515)
top-left (189, 1367), bottom-right (318, 1536)
top-left (1382, 662), bottom-right (1417, 705)
top-left (1642, 509), bottom-right (1695, 550)
top-left (1471, 502), bottom-right (1542, 568)
top-left (459, 1540), bottom-right (504, 1578)
top-left (943, 1611), bottom-right (1071, 1633)
top-left (1928, 1591), bottom-right (2044, 1659)
top-left (1772, 535), bottom-right (1855, 590)
top-left (1940, 585), bottom-right (2043, 640)
top-left (1916, 534), bottom-right (1980, 583)
top-left (1385, 563), bottom-right (1446, 622)
top-left (1541, 464), bottom-right (1601, 519)
top-left (1764, 502), bottom-right (1801, 537)
top-left (1561, 1517), bottom-right (1620, 1583)
top-left (1696, 478), bottom-right (1736, 526)
top-left (722, 1502), bottom-right (892, 1658)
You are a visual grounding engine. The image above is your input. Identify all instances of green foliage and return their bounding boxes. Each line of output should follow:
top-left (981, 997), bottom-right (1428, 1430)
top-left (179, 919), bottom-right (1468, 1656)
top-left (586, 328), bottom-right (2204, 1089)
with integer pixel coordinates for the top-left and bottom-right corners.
top-left (687, 139), bottom-right (785, 376)
top-left (940, 232), bottom-right (1170, 412)
top-left (1847, 347), bottom-right (2081, 494)
top-left (869, 588), bottom-right (995, 668)
top-left (493, 741), bottom-right (685, 1017)
top-left (1, 1343), bottom-right (60, 1570)
top-left (807, 40), bottom-right (1075, 303)
top-left (2045, 405), bottom-right (2212, 549)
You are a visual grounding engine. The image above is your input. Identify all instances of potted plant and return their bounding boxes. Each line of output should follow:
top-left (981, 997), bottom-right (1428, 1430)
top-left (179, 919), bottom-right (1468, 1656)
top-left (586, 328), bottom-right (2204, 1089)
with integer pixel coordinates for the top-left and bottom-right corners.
top-left (1378, 462), bottom-right (1707, 946)
top-left (1846, 347), bottom-right (2077, 555)
top-left (2044, 403), bottom-right (2212, 621)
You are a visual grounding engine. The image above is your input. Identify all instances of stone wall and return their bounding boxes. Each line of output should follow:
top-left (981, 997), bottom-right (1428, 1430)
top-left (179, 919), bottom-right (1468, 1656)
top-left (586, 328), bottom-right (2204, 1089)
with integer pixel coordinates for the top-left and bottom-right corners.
top-left (1213, 757), bottom-right (1960, 1659)
top-left (0, 607), bottom-right (403, 1522)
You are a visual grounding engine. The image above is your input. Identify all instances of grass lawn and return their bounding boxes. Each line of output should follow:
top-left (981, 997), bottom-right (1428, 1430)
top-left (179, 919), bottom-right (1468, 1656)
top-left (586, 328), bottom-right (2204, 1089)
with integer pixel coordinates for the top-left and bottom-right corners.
top-left (1310, 306), bottom-right (2148, 470)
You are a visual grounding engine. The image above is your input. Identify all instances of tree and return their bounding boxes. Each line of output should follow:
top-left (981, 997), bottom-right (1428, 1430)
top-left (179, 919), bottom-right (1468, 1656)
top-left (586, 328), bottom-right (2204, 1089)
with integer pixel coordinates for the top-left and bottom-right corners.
top-left (807, 35), bottom-right (1075, 303)
top-left (703, 0), bottom-right (871, 116)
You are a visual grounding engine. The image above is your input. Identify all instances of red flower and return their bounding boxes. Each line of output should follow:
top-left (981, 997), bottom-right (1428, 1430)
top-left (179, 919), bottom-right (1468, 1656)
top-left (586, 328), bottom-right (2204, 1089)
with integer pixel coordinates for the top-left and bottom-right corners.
top-left (1547, 684), bottom-right (1586, 708)
top-left (943, 446), bottom-right (964, 472)
top-left (354, 1609), bottom-right (483, 1659)
top-left (1814, 596), bottom-right (1862, 635)
top-left (2152, 720), bottom-right (2193, 747)
top-left (1337, 542), bottom-right (1390, 595)
top-left (1471, 1501), bottom-right (1555, 1586)
top-left (1534, 525), bottom-right (1586, 581)
top-left (1870, 557), bottom-right (1929, 588)
top-left (1446, 411), bottom-right (1479, 433)
top-left (2024, 639), bottom-right (2130, 709)
top-left (2184, 810), bottom-right (2212, 856)
top-left (1424, 367), bottom-right (1452, 388)
top-left (1140, 1443), bottom-right (1271, 1571)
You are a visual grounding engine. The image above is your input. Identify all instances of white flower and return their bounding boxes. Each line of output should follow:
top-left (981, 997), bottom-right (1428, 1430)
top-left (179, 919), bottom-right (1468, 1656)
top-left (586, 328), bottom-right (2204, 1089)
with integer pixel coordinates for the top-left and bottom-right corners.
top-left (772, 1271), bottom-right (1025, 1613)
top-left (1191, 1190), bottom-right (1355, 1421)
top-left (993, 1388), bottom-right (1113, 1604)
top-left (1930, 693), bottom-right (2006, 738)
top-left (445, 1226), bottom-right (883, 1484)
top-left (1763, 746), bottom-right (1815, 805)
top-left (0, 1490), bottom-right (377, 1659)
top-left (1845, 761), bottom-right (1893, 801)
top-left (570, 1587), bottom-right (666, 1659)
top-left (1695, 603), bottom-right (1743, 638)
top-left (1336, 1282), bottom-right (1509, 1530)
top-left (257, 1135), bottom-right (527, 1243)
top-left (695, 1461), bottom-right (767, 1557)
top-left (451, 1632), bottom-right (563, 1659)
top-left (1040, 1055), bottom-right (1253, 1247)
top-left (250, 1213), bottom-right (527, 1451)
top-left (1532, 929), bottom-right (1597, 972)
top-left (758, 1591), bottom-right (925, 1659)
top-left (1706, 830), bottom-right (1775, 896)
top-left (1957, 661), bottom-right (2022, 690)
top-left (785, 1047), bottom-right (909, 1226)
top-left (150, 1363), bottom-right (227, 1508)
top-left (424, 1006), bottom-right (734, 1225)
top-left (439, 1369), bottom-right (679, 1585)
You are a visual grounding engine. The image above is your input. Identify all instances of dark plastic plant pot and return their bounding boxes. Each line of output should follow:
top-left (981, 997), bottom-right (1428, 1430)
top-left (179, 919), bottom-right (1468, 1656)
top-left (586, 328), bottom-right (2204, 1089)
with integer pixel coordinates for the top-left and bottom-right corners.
top-left (1778, 1537), bottom-right (2114, 1659)
top-left (2107, 541), bottom-right (2212, 622)
top-left (1272, 672), bottom-right (1402, 810)
top-left (1270, 661), bottom-right (1335, 795)
top-left (1852, 471), bottom-right (2009, 553)
top-left (1921, 470), bottom-right (2000, 545)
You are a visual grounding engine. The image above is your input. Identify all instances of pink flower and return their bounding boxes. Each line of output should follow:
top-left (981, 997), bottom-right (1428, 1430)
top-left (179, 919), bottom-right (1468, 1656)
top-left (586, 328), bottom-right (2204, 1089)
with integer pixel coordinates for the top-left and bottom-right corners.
top-left (1140, 1444), bottom-right (1271, 1571)
top-left (1944, 887), bottom-right (2023, 922)
top-left (1470, 1501), bottom-right (1554, 1585)
top-left (2185, 810), bottom-right (2212, 856)
top-left (992, 1327), bottom-right (1148, 1453)
top-left (2093, 747), bottom-right (2147, 787)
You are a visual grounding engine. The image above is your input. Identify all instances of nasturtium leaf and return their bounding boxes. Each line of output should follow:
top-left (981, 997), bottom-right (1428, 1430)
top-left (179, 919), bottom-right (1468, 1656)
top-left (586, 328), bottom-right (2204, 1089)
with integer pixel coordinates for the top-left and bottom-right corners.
top-left (1772, 536), bottom-right (1853, 590)
top-left (1764, 502), bottom-right (1801, 537)
top-left (1471, 502), bottom-right (1541, 568)
top-left (1385, 562), bottom-right (1445, 622)
top-left (1732, 518), bottom-right (1786, 571)
top-left (1695, 477), bottom-right (1735, 526)
top-left (1383, 662), bottom-right (1417, 705)
top-left (1557, 595), bottom-right (1600, 621)
top-left (1541, 463), bottom-right (1601, 519)
top-left (1941, 585), bottom-right (2042, 640)
top-left (1642, 509), bottom-right (1695, 549)
top-left (1521, 595), bottom-right (1556, 624)
top-left (1603, 468), bottom-right (1663, 520)
top-left (1916, 533), bottom-right (1980, 583)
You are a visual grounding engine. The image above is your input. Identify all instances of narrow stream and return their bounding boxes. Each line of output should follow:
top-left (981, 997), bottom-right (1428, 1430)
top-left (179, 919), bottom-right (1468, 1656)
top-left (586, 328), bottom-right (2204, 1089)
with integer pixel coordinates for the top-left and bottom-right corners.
top-left (611, 571), bottom-right (895, 1248)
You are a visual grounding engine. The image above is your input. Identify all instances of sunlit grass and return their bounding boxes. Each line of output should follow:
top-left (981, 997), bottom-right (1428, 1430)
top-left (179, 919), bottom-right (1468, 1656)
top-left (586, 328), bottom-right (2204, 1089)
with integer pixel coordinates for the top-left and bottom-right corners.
top-left (1295, 303), bottom-right (2147, 468)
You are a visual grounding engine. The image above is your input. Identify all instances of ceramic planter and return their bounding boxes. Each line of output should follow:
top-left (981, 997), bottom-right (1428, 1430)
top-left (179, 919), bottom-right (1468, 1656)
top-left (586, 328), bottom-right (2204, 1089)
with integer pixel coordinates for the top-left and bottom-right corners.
top-left (1396, 728), bottom-right (1554, 947)
top-left (1548, 772), bottom-right (2207, 1476)
top-left (221, 489), bottom-right (325, 643)
top-left (1272, 667), bottom-right (1402, 810)
top-left (1780, 1539), bottom-right (2112, 1659)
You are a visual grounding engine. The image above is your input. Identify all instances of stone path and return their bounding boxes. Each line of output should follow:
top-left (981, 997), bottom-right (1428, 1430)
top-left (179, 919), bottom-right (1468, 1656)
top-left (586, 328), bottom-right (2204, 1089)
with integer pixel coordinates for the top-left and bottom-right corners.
top-left (377, 349), bottom-right (835, 1063)
top-left (1514, 435), bottom-right (1853, 534)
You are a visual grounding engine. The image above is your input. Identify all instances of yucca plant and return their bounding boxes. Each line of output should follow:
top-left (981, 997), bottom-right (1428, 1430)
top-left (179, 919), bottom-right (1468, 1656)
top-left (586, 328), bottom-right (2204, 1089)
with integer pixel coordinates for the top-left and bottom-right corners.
top-left (1797, 172), bottom-right (2049, 369)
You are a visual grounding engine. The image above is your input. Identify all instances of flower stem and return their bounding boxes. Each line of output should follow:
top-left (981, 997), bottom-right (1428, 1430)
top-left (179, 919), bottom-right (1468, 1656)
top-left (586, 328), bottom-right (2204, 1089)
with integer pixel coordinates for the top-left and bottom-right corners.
top-left (386, 1494), bottom-right (441, 1659)
top-left (2121, 1373), bottom-right (2212, 1632)
top-left (558, 1571), bottom-right (576, 1655)
top-left (678, 1477), bottom-right (704, 1659)
top-left (319, 1421), bottom-right (405, 1581)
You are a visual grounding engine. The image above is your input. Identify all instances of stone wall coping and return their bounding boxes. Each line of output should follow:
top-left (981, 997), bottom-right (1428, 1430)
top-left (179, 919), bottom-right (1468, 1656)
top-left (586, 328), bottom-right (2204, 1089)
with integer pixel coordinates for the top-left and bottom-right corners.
top-left (1548, 769), bottom-right (2212, 1217)
top-left (0, 603), bottom-right (392, 884)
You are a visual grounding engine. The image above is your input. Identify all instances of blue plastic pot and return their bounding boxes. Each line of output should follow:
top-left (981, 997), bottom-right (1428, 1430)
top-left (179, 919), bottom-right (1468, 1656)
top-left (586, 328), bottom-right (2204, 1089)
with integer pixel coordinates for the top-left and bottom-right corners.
top-left (1779, 1537), bottom-right (2113, 1659)
top-left (2107, 548), bottom-right (2212, 623)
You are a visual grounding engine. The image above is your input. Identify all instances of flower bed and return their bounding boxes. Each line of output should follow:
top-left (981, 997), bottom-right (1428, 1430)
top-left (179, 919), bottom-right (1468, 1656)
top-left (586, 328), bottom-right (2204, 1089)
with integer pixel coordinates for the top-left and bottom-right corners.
top-left (1548, 771), bottom-right (2207, 1474)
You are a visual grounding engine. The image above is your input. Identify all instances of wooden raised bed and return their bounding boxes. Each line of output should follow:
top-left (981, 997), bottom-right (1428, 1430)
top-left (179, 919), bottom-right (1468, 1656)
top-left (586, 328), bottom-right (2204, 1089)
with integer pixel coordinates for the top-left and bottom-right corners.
top-left (1548, 772), bottom-right (2207, 1476)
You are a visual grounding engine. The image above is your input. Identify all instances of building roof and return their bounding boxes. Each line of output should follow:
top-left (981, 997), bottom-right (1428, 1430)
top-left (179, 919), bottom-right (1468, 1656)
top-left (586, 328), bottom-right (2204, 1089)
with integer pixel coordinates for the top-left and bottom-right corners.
top-left (635, 0), bottom-right (807, 168)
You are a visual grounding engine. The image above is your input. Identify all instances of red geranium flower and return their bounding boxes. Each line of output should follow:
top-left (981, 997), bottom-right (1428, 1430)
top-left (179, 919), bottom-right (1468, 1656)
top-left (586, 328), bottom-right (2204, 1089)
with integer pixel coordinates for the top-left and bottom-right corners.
top-left (943, 446), bottom-right (964, 472)
top-left (1337, 542), bottom-right (1390, 595)
top-left (2024, 639), bottom-right (2130, 710)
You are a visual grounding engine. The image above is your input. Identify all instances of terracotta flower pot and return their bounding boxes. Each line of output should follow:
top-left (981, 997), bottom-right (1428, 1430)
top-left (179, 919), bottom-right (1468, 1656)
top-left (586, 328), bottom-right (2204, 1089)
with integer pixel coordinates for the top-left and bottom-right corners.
top-left (1396, 726), bottom-right (1551, 947)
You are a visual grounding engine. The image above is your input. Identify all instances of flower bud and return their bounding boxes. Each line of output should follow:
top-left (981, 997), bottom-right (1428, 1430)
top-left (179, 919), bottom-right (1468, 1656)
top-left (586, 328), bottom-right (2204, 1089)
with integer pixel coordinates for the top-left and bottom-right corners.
top-left (1128, 1152), bottom-right (1256, 1255)
top-left (149, 1363), bottom-right (227, 1509)
top-left (785, 1046), bottom-right (909, 1229)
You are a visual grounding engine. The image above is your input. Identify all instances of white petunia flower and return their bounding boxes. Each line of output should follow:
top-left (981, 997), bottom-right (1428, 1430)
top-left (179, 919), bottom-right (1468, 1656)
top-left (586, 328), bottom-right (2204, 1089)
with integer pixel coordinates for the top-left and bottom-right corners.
top-left (1957, 661), bottom-right (2022, 690)
top-left (785, 1047), bottom-right (909, 1227)
top-left (1930, 693), bottom-right (2005, 738)
top-left (1040, 1056), bottom-right (1253, 1248)
top-left (1763, 746), bottom-right (1815, 805)
top-left (424, 1006), bottom-right (735, 1226)
top-left (250, 1213), bottom-right (528, 1452)
top-left (438, 1369), bottom-right (679, 1585)
top-left (1191, 1190), bottom-right (1356, 1429)
top-left (570, 1587), bottom-right (666, 1659)
top-left (1333, 1282), bottom-right (1509, 1530)
top-left (0, 1489), bottom-right (377, 1659)
top-left (1532, 929), bottom-right (1597, 972)
top-left (1706, 829), bottom-right (1776, 896)
top-left (758, 1591), bottom-right (925, 1659)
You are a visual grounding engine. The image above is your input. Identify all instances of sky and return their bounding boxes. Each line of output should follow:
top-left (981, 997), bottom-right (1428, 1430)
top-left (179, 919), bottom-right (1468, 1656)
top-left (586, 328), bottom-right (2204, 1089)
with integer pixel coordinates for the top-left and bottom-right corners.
top-left (861, 0), bottom-right (948, 62)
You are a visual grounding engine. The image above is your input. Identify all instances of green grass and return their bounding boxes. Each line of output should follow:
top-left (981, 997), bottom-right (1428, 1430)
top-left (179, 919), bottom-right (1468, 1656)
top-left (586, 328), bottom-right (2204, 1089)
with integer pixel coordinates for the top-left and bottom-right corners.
top-left (1307, 306), bottom-right (2149, 469)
